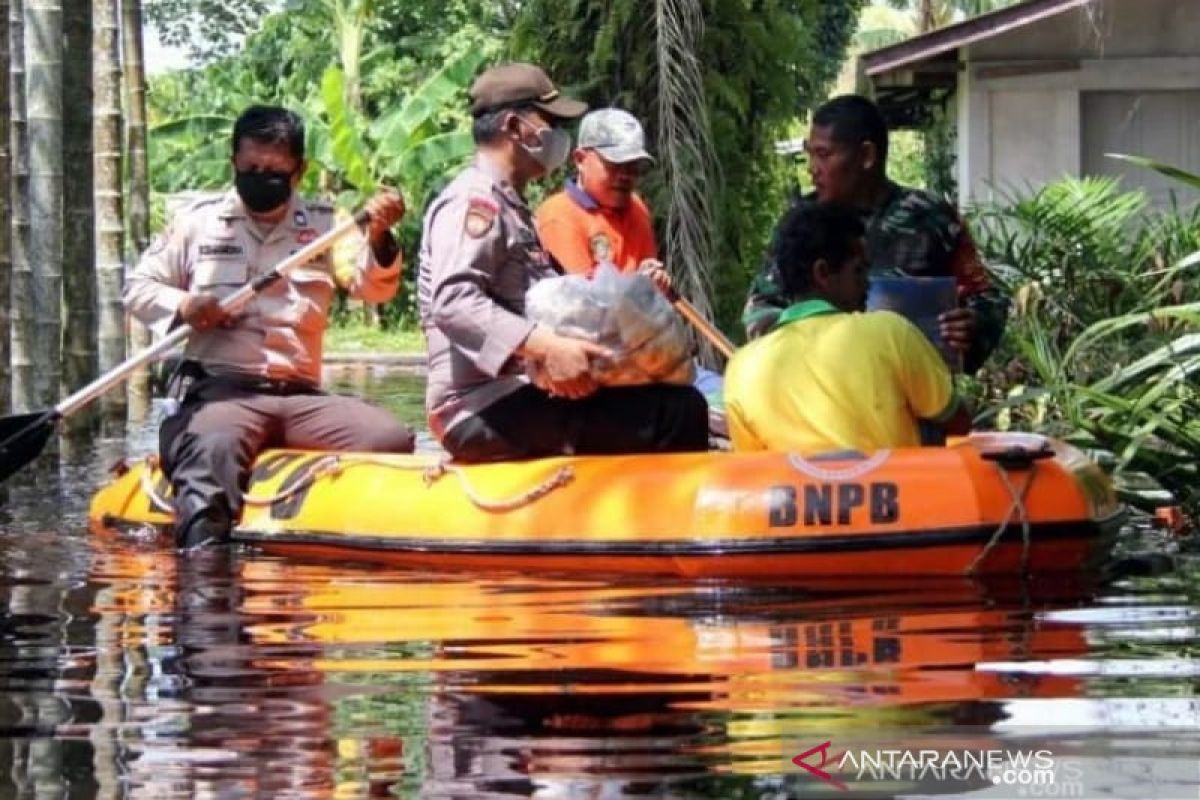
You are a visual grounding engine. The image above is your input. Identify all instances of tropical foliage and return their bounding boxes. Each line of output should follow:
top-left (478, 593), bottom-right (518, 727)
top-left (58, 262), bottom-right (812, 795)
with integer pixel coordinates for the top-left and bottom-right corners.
top-left (508, 0), bottom-right (864, 334)
top-left (145, 0), bottom-right (864, 334)
top-left (856, 1), bottom-right (1021, 198)
top-left (145, 0), bottom-right (502, 325)
top-left (968, 166), bottom-right (1200, 510)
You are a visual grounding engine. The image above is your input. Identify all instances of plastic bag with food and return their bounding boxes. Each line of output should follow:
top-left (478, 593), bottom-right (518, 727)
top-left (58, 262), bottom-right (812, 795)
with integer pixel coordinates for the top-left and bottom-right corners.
top-left (524, 262), bottom-right (694, 387)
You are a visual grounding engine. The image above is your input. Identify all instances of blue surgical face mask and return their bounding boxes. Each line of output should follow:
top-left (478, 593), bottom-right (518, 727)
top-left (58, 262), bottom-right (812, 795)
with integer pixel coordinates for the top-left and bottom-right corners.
top-left (516, 116), bottom-right (572, 173)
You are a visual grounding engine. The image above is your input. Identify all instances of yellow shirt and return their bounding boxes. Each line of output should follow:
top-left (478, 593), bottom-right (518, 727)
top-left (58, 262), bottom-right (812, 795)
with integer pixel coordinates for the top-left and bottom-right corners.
top-left (725, 299), bottom-right (958, 454)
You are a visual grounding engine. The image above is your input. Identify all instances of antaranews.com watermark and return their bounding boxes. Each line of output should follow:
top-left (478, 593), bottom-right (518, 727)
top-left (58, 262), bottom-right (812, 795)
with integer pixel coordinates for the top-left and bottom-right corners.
top-left (788, 730), bottom-right (1199, 798)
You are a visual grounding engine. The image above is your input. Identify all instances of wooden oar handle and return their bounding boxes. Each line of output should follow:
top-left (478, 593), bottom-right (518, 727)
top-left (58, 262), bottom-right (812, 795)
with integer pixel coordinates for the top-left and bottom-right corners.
top-left (648, 271), bottom-right (736, 361)
top-left (53, 209), bottom-right (371, 419)
top-left (672, 297), bottom-right (737, 360)
top-left (221, 213), bottom-right (366, 315)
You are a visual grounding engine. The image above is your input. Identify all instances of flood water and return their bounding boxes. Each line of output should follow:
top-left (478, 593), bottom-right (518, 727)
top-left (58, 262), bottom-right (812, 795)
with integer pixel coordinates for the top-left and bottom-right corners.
top-left (0, 370), bottom-right (1197, 798)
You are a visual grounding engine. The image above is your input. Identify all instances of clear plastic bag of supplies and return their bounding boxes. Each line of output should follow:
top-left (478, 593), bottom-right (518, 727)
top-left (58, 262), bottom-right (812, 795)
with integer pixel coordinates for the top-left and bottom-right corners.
top-left (524, 262), bottom-right (694, 387)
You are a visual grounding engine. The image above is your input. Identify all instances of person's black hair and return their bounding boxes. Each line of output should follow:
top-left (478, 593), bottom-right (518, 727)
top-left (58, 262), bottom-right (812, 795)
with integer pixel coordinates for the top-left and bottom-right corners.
top-left (472, 104), bottom-right (539, 144)
top-left (231, 105), bottom-right (305, 162)
top-left (812, 94), bottom-right (889, 167)
top-left (775, 202), bottom-right (865, 297)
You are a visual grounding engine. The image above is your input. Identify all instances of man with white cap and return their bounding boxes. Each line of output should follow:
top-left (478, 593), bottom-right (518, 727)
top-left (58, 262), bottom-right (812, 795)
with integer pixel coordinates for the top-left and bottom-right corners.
top-left (418, 68), bottom-right (708, 462)
top-left (535, 108), bottom-right (667, 287)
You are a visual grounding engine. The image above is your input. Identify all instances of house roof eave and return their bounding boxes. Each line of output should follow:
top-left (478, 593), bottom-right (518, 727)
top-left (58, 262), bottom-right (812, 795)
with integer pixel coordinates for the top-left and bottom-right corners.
top-left (862, 0), bottom-right (1097, 77)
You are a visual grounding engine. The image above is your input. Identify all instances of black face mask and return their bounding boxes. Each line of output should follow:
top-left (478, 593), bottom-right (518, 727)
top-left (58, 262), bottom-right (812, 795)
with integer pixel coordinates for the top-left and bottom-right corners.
top-left (235, 169), bottom-right (293, 213)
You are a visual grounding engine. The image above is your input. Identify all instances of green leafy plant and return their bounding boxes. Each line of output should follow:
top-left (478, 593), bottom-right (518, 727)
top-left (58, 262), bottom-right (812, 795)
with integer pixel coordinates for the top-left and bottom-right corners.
top-left (969, 167), bottom-right (1200, 511)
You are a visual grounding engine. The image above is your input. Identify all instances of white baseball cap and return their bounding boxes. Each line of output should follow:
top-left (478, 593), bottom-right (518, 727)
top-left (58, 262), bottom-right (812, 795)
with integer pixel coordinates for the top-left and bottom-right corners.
top-left (577, 108), bottom-right (653, 164)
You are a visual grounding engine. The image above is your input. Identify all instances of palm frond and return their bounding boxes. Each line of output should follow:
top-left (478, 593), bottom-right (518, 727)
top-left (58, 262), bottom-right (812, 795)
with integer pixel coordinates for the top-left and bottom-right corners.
top-left (1106, 153), bottom-right (1200, 192)
top-left (654, 0), bottom-right (721, 361)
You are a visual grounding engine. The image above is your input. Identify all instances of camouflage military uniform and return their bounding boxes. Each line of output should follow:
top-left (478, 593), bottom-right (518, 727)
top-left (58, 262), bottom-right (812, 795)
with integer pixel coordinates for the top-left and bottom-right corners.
top-left (742, 182), bottom-right (1008, 374)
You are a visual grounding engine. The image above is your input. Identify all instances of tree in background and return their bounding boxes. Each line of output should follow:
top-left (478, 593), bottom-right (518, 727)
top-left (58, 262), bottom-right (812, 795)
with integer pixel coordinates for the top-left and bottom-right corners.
top-left (142, 0), bottom-right (860, 333)
top-left (122, 0), bottom-right (153, 418)
top-left (144, 0), bottom-right (271, 62)
top-left (878, 0), bottom-right (1020, 33)
top-left (143, 0), bottom-right (500, 327)
top-left (96, 0), bottom-right (127, 427)
top-left (653, 0), bottom-right (720, 358)
top-left (10, 0), bottom-right (35, 413)
top-left (870, 0), bottom-right (1022, 198)
top-left (62, 0), bottom-right (97, 432)
top-left (0, 2), bottom-right (10, 415)
top-left (509, 0), bottom-right (863, 332)
top-left (25, 0), bottom-right (63, 407)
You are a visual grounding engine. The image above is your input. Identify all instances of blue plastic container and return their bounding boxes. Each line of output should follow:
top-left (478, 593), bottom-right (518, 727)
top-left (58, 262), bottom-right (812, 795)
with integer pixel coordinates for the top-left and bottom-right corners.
top-left (866, 276), bottom-right (961, 371)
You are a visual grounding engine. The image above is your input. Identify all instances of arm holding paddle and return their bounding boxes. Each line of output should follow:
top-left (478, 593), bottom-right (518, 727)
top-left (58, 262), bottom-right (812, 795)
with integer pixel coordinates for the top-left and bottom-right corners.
top-left (129, 189), bottom-right (405, 337)
top-left (0, 197), bottom-right (387, 484)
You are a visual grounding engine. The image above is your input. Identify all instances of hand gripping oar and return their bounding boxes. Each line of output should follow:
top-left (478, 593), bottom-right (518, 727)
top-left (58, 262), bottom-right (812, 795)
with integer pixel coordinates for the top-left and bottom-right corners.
top-left (662, 286), bottom-right (737, 361)
top-left (0, 209), bottom-right (372, 483)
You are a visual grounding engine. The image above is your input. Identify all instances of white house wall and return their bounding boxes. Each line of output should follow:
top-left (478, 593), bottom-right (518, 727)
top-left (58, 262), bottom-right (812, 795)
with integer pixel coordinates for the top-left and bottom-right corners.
top-left (960, 56), bottom-right (1200, 203)
top-left (956, 0), bottom-right (1200, 206)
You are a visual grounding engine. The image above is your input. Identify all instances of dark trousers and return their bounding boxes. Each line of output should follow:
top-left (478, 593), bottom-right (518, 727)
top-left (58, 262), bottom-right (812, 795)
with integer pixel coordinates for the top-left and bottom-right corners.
top-left (161, 378), bottom-right (415, 547)
top-left (441, 383), bottom-right (710, 463)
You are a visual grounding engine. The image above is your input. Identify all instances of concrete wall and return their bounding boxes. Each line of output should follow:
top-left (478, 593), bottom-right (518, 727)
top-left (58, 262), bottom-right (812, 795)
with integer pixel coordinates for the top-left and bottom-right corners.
top-left (957, 0), bottom-right (1200, 206)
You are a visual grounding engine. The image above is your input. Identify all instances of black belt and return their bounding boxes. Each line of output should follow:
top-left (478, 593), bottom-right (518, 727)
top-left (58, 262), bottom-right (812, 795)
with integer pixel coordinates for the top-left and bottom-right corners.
top-left (205, 374), bottom-right (320, 396)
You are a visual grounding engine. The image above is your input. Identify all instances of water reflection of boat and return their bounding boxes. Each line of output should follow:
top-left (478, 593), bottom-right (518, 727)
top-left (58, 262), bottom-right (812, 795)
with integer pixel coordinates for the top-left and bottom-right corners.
top-left (90, 432), bottom-right (1123, 576)
top-left (78, 540), bottom-right (1106, 797)
top-left (238, 561), bottom-right (1095, 796)
top-left (245, 566), bottom-right (1090, 705)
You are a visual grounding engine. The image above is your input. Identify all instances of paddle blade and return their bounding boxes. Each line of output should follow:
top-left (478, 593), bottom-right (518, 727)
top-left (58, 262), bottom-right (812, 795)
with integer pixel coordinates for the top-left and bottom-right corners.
top-left (0, 411), bottom-right (59, 483)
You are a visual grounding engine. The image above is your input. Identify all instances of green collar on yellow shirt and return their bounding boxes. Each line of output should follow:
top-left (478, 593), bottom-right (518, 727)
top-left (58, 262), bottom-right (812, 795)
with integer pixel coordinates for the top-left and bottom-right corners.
top-left (775, 298), bottom-right (842, 328)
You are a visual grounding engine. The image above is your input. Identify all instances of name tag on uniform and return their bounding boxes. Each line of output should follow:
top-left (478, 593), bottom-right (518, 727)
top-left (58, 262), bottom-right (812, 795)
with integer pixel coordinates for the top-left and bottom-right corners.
top-left (198, 243), bottom-right (244, 258)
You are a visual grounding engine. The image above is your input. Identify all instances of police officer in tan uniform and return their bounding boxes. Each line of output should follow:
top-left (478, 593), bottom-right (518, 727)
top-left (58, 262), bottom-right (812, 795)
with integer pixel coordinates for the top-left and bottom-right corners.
top-left (418, 64), bottom-right (708, 461)
top-left (125, 105), bottom-right (415, 549)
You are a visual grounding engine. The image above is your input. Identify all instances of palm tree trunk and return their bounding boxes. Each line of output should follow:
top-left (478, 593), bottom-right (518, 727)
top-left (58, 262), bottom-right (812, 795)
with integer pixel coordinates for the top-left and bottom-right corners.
top-left (25, 0), bottom-right (63, 407)
top-left (919, 0), bottom-right (937, 32)
top-left (121, 0), bottom-right (151, 419)
top-left (95, 0), bottom-right (126, 428)
top-left (9, 0), bottom-right (35, 413)
top-left (61, 0), bottom-right (96, 433)
top-left (121, 0), bottom-right (150, 417)
top-left (0, 3), bottom-right (12, 416)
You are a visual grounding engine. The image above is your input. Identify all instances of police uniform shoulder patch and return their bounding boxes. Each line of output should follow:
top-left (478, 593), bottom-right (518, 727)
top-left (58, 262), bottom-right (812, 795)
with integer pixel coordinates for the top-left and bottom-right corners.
top-left (464, 196), bottom-right (498, 239)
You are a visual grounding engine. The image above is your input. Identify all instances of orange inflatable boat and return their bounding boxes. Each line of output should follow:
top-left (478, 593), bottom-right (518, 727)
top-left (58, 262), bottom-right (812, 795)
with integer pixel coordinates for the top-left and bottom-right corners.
top-left (89, 432), bottom-right (1123, 577)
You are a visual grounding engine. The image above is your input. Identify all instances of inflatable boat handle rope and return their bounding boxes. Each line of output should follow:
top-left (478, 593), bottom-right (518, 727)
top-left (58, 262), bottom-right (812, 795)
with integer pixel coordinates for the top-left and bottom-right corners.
top-left (966, 461), bottom-right (1037, 575)
top-left (786, 450), bottom-right (891, 482)
top-left (140, 454), bottom-right (575, 515)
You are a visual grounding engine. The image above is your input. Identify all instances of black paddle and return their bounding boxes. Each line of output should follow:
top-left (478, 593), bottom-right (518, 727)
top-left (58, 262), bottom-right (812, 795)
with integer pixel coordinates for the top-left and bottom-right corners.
top-left (0, 209), bottom-right (371, 483)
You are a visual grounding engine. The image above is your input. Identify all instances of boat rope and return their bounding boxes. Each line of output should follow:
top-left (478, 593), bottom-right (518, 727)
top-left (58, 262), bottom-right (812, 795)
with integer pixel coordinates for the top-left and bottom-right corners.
top-left (421, 462), bottom-right (576, 512)
top-left (139, 457), bottom-right (174, 514)
top-left (241, 454), bottom-right (344, 507)
top-left (967, 461), bottom-right (1038, 575)
top-left (786, 449), bottom-right (891, 482)
top-left (139, 453), bottom-right (574, 515)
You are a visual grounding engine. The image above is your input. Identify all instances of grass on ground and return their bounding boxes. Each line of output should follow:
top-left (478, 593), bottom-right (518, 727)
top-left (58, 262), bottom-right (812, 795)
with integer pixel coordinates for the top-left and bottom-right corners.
top-left (326, 320), bottom-right (425, 353)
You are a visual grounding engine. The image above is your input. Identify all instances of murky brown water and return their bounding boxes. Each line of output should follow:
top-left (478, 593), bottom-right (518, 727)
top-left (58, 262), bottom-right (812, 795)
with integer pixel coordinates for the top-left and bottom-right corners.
top-left (0, 370), bottom-right (1197, 798)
